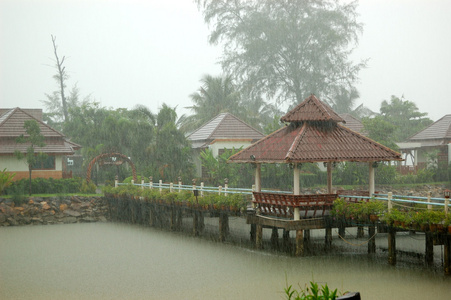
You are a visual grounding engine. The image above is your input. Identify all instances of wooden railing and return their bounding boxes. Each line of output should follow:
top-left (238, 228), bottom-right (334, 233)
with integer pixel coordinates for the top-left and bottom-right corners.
top-left (252, 192), bottom-right (337, 219)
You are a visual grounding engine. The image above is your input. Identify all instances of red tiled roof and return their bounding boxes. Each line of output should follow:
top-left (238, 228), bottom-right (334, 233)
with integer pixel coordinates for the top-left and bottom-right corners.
top-left (229, 95), bottom-right (402, 164)
top-left (0, 108), bottom-right (81, 155)
top-left (280, 94), bottom-right (345, 123)
top-left (229, 122), bottom-right (402, 163)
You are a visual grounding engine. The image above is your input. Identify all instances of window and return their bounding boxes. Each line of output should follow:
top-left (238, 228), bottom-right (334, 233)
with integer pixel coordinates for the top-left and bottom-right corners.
top-left (32, 155), bottom-right (55, 170)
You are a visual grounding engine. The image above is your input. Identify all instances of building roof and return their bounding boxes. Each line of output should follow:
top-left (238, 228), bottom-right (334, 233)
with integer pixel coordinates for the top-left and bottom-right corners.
top-left (229, 95), bottom-right (402, 164)
top-left (0, 107), bottom-right (81, 155)
top-left (187, 113), bottom-right (265, 148)
top-left (280, 94), bottom-right (345, 123)
top-left (339, 113), bottom-right (365, 135)
top-left (407, 114), bottom-right (451, 143)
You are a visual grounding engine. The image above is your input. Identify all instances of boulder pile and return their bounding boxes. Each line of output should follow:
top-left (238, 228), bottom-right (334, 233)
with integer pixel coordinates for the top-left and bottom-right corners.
top-left (0, 196), bottom-right (108, 226)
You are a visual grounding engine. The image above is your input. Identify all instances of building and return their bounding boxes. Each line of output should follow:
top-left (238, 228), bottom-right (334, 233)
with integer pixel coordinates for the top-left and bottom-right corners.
top-left (398, 114), bottom-right (451, 169)
top-left (0, 108), bottom-right (81, 181)
top-left (187, 113), bottom-right (265, 178)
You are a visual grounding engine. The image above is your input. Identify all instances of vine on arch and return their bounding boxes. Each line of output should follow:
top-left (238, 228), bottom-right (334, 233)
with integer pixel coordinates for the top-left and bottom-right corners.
top-left (86, 152), bottom-right (137, 183)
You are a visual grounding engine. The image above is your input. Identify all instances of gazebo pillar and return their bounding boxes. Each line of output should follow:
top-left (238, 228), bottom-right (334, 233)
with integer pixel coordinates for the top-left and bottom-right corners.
top-left (327, 162), bottom-right (333, 194)
top-left (254, 163), bottom-right (261, 192)
top-left (369, 162), bottom-right (375, 197)
top-left (293, 163), bottom-right (300, 220)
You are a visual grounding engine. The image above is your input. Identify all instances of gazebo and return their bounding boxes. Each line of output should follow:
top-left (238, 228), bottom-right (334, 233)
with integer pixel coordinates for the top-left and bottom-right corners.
top-left (229, 95), bottom-right (403, 217)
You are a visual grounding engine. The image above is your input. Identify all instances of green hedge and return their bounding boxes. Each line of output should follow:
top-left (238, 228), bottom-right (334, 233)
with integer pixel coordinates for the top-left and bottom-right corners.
top-left (4, 177), bottom-right (90, 195)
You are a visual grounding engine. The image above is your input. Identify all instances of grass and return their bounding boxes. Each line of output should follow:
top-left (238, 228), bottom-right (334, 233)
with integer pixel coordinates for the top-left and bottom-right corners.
top-left (0, 193), bottom-right (102, 199)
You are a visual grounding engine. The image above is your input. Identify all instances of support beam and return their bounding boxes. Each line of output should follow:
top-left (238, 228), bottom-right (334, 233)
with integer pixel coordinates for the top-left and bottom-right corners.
top-left (368, 225), bottom-right (376, 254)
top-left (369, 162), bottom-right (375, 197)
top-left (271, 227), bottom-right (279, 250)
top-left (444, 236), bottom-right (451, 275)
top-left (255, 163), bottom-right (261, 192)
top-left (283, 230), bottom-right (291, 253)
top-left (388, 227), bottom-right (396, 265)
top-left (293, 164), bottom-right (301, 220)
top-left (256, 225), bottom-right (263, 249)
top-left (295, 229), bottom-right (304, 256)
top-left (425, 232), bottom-right (434, 266)
top-left (325, 227), bottom-right (332, 251)
top-left (327, 162), bottom-right (333, 193)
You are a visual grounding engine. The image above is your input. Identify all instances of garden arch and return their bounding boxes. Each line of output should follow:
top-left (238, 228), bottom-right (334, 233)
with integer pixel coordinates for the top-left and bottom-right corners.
top-left (86, 152), bottom-right (137, 183)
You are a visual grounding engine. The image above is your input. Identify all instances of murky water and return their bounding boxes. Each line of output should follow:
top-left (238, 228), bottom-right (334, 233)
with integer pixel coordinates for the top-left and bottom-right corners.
top-left (1, 223), bottom-right (450, 300)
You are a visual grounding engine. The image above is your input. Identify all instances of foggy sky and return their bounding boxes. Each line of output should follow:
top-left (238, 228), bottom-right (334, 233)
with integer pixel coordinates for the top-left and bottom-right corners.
top-left (1, 0), bottom-right (450, 121)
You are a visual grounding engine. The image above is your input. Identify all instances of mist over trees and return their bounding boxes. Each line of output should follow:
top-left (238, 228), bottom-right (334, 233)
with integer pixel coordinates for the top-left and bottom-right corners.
top-left (195, 0), bottom-right (367, 112)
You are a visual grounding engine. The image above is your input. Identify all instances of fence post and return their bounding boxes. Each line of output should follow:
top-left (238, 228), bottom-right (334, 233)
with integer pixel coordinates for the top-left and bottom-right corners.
top-left (427, 191), bottom-right (432, 211)
top-left (218, 186), bottom-right (222, 195)
top-left (159, 180), bottom-right (162, 194)
top-left (141, 178), bottom-right (144, 190)
top-left (224, 178), bottom-right (228, 197)
top-left (170, 182), bottom-right (173, 193)
top-left (192, 179), bottom-right (196, 192)
top-left (388, 192), bottom-right (393, 213)
top-left (131, 179), bottom-right (134, 185)
top-left (115, 175), bottom-right (118, 188)
top-left (200, 182), bottom-right (204, 197)
top-left (445, 191), bottom-right (450, 216)
top-left (178, 176), bottom-right (182, 193)
top-left (149, 176), bottom-right (153, 189)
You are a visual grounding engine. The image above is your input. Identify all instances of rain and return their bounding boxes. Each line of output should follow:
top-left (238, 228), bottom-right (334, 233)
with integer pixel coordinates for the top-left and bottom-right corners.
top-left (1, 0), bottom-right (451, 299)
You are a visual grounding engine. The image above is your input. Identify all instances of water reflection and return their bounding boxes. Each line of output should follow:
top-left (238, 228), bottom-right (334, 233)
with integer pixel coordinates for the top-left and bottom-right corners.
top-left (1, 223), bottom-right (450, 299)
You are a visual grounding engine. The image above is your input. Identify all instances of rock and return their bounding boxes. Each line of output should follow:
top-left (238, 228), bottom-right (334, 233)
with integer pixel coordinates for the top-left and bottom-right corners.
top-left (81, 217), bottom-right (96, 222)
top-left (64, 209), bottom-right (81, 217)
top-left (41, 202), bottom-right (51, 210)
top-left (7, 217), bottom-right (18, 226)
top-left (28, 199), bottom-right (34, 204)
top-left (98, 216), bottom-right (107, 222)
top-left (62, 216), bottom-right (77, 224)
top-left (59, 204), bottom-right (68, 211)
top-left (0, 213), bottom-right (6, 223)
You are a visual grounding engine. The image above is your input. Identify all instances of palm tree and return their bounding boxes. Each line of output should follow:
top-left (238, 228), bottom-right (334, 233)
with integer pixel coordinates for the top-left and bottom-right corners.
top-left (180, 74), bottom-right (241, 133)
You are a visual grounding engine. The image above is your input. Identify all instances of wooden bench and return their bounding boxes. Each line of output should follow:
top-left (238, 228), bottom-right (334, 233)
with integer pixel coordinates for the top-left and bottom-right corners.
top-left (252, 192), bottom-right (338, 219)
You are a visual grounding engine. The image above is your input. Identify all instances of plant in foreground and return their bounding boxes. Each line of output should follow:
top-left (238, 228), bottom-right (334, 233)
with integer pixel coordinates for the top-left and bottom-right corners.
top-left (285, 280), bottom-right (339, 300)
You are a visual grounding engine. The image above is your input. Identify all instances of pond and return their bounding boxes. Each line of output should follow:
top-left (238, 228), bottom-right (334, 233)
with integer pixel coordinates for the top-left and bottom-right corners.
top-left (1, 223), bottom-right (450, 299)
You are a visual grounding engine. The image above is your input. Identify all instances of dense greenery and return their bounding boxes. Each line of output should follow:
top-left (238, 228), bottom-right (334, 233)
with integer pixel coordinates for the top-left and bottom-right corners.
top-left (103, 184), bottom-right (250, 212)
top-left (0, 169), bottom-right (16, 195)
top-left (3, 177), bottom-right (95, 195)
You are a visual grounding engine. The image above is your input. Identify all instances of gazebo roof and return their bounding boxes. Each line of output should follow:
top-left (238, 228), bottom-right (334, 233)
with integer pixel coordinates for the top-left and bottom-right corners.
top-left (281, 94), bottom-right (345, 123)
top-left (229, 95), bottom-right (402, 164)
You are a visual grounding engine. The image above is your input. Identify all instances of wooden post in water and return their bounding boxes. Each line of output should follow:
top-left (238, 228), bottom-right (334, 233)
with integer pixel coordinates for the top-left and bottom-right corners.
top-left (256, 224), bottom-right (263, 249)
top-left (250, 224), bottom-right (256, 243)
top-left (368, 225), bottom-right (376, 254)
top-left (425, 232), bottom-right (434, 266)
top-left (283, 229), bottom-right (291, 252)
top-left (444, 235), bottom-right (451, 275)
top-left (295, 229), bottom-right (304, 256)
top-left (193, 210), bottom-right (199, 236)
top-left (219, 213), bottom-right (229, 242)
top-left (170, 206), bottom-right (175, 231)
top-left (325, 227), bottom-right (332, 251)
top-left (270, 227), bottom-right (279, 250)
top-left (388, 227), bottom-right (396, 265)
top-left (357, 226), bottom-right (364, 238)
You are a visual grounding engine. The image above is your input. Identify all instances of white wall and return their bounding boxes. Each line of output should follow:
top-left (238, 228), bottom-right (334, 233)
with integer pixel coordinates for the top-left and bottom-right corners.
top-left (209, 140), bottom-right (252, 157)
top-left (0, 155), bottom-right (63, 171)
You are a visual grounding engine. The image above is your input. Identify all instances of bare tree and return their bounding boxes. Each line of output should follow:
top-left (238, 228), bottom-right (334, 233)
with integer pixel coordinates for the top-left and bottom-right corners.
top-left (51, 35), bottom-right (68, 122)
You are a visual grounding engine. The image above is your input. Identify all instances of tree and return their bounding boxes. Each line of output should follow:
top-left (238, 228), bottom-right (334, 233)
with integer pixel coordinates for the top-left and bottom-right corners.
top-left (362, 116), bottom-right (398, 150)
top-left (42, 35), bottom-right (70, 123)
top-left (14, 120), bottom-right (47, 195)
top-left (181, 74), bottom-right (242, 132)
top-left (181, 74), bottom-right (280, 133)
top-left (148, 104), bottom-right (194, 182)
top-left (63, 103), bottom-right (156, 181)
top-left (379, 95), bottom-right (432, 142)
top-left (196, 0), bottom-right (366, 109)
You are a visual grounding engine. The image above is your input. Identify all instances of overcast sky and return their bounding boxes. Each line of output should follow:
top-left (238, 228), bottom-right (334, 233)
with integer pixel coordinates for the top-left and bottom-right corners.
top-left (1, 0), bottom-right (450, 121)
